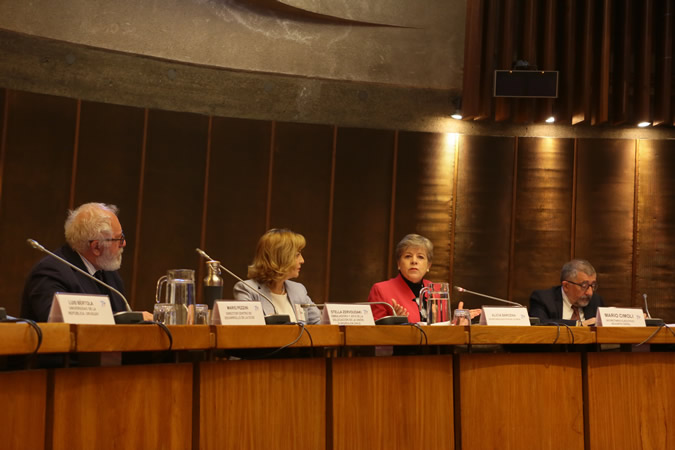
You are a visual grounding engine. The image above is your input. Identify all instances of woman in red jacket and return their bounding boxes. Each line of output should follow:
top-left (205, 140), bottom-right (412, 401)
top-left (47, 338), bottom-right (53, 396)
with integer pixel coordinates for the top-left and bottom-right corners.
top-left (367, 234), bottom-right (435, 323)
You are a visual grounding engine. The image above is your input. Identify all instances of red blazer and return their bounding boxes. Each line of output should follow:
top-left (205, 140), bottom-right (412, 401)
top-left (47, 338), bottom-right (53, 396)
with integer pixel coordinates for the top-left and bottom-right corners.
top-left (367, 274), bottom-right (431, 323)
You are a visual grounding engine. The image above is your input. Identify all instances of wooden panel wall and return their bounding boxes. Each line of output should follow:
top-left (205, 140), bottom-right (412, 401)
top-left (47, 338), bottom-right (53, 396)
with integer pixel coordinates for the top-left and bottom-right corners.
top-left (1, 88), bottom-right (675, 322)
top-left (330, 127), bottom-right (395, 303)
top-left (453, 135), bottom-right (515, 307)
top-left (575, 139), bottom-right (635, 307)
top-left (636, 140), bottom-right (675, 320)
top-left (512, 137), bottom-right (574, 303)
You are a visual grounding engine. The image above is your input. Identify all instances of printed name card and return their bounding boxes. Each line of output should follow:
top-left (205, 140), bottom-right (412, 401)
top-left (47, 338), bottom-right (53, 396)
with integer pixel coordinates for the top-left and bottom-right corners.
top-left (479, 306), bottom-right (530, 326)
top-left (212, 301), bottom-right (266, 325)
top-left (321, 304), bottom-right (375, 326)
top-left (596, 307), bottom-right (646, 327)
top-left (48, 293), bottom-right (115, 324)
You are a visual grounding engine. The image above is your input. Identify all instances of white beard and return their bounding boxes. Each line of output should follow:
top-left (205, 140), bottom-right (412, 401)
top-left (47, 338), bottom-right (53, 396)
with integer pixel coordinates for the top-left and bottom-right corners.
top-left (97, 247), bottom-right (123, 271)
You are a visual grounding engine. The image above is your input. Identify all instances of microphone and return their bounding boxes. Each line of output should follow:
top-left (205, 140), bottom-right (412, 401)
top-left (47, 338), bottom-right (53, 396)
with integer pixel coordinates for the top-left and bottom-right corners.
top-left (642, 293), bottom-right (665, 326)
top-left (356, 301), bottom-right (408, 325)
top-left (196, 248), bottom-right (290, 325)
top-left (454, 286), bottom-right (540, 325)
top-left (454, 286), bottom-right (524, 307)
top-left (27, 239), bottom-right (143, 324)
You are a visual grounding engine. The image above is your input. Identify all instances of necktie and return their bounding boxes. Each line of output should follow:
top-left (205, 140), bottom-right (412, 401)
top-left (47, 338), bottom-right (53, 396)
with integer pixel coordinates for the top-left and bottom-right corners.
top-left (571, 305), bottom-right (580, 322)
top-left (94, 271), bottom-right (109, 295)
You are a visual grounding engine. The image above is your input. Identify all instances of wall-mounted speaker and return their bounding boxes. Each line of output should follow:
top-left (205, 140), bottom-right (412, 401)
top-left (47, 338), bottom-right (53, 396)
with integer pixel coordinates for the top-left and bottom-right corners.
top-left (494, 70), bottom-right (559, 98)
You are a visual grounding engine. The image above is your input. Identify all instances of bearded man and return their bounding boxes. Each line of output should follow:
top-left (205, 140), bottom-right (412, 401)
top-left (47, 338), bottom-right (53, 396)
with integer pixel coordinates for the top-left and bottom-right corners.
top-left (21, 202), bottom-right (130, 321)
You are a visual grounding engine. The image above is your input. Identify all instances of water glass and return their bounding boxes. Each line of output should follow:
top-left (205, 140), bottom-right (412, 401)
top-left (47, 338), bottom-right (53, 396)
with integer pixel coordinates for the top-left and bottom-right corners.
top-left (194, 304), bottom-right (209, 325)
top-left (453, 309), bottom-right (471, 326)
top-left (153, 303), bottom-right (177, 325)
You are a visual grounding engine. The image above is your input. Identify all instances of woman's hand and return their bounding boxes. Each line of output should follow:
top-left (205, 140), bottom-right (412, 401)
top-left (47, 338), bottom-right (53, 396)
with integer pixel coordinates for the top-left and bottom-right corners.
top-left (391, 299), bottom-right (409, 317)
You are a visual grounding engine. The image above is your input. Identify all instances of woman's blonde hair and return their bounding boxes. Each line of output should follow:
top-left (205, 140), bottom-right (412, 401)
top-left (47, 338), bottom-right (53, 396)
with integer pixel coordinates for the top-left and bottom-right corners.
top-left (247, 229), bottom-right (306, 284)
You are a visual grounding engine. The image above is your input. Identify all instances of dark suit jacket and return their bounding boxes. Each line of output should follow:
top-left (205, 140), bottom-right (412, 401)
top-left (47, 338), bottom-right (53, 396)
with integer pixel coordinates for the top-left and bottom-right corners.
top-left (21, 244), bottom-right (127, 322)
top-left (529, 285), bottom-right (604, 326)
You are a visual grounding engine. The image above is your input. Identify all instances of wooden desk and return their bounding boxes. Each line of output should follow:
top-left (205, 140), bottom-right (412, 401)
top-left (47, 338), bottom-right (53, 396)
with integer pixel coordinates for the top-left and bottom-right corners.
top-left (594, 326), bottom-right (675, 344)
top-left (72, 324), bottom-right (212, 352)
top-left (469, 325), bottom-right (595, 344)
top-left (343, 324), bottom-right (467, 346)
top-left (0, 322), bottom-right (71, 354)
top-left (213, 324), bottom-right (342, 348)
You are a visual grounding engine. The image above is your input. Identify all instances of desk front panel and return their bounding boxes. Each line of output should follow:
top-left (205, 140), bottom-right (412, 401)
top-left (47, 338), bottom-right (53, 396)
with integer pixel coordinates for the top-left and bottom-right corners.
top-left (332, 355), bottom-right (454, 450)
top-left (199, 358), bottom-right (326, 450)
top-left (459, 353), bottom-right (584, 450)
top-left (587, 352), bottom-right (675, 450)
top-left (51, 363), bottom-right (193, 450)
top-left (0, 369), bottom-right (47, 450)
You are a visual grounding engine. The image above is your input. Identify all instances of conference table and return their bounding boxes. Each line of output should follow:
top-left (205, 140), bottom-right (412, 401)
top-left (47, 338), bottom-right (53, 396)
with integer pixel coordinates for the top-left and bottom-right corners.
top-left (1, 323), bottom-right (673, 450)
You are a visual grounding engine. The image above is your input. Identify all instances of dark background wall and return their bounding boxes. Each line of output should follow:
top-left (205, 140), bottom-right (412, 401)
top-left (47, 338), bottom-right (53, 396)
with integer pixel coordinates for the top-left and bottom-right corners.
top-left (1, 88), bottom-right (674, 322)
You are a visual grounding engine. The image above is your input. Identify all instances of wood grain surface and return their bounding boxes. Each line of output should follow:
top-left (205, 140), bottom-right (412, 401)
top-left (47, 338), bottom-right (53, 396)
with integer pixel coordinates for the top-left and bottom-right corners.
top-left (0, 369), bottom-right (47, 450)
top-left (51, 363), bottom-right (193, 450)
top-left (459, 353), bottom-right (584, 450)
top-left (587, 352), bottom-right (675, 449)
top-left (199, 358), bottom-right (325, 450)
top-left (332, 355), bottom-right (454, 450)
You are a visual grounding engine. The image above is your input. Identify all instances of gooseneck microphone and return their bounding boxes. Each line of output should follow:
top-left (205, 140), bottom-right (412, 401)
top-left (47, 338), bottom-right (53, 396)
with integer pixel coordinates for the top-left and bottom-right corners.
top-left (642, 293), bottom-right (665, 326)
top-left (453, 286), bottom-right (525, 307)
top-left (196, 248), bottom-right (291, 324)
top-left (27, 239), bottom-right (143, 324)
top-left (355, 301), bottom-right (408, 325)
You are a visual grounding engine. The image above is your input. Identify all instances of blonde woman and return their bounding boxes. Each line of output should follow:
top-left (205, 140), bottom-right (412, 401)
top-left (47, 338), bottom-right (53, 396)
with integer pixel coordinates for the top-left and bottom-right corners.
top-left (233, 228), bottom-right (320, 324)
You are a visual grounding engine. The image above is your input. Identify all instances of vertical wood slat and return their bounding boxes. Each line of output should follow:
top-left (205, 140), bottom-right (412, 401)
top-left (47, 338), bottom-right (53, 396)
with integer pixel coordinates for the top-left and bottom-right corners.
top-left (324, 126), bottom-right (337, 303)
top-left (453, 135), bottom-right (515, 305)
top-left (635, 0), bottom-right (654, 124)
top-left (575, 139), bottom-right (635, 307)
top-left (68, 100), bottom-right (81, 210)
top-left (462, 0), bottom-right (485, 119)
top-left (478, 0), bottom-right (498, 120)
top-left (130, 109), bottom-right (149, 308)
top-left (560, 0), bottom-right (577, 123)
top-left (596, 0), bottom-right (612, 125)
top-left (514, 0), bottom-right (537, 124)
top-left (73, 101), bottom-right (145, 299)
top-left (576, 0), bottom-right (595, 124)
top-left (536, 0), bottom-right (556, 123)
top-left (386, 131), bottom-right (399, 279)
top-left (270, 122), bottom-right (333, 303)
top-left (0, 91), bottom-right (77, 314)
top-left (612, 0), bottom-right (632, 125)
top-left (133, 110), bottom-right (209, 310)
top-left (330, 128), bottom-right (395, 303)
top-left (0, 88), bottom-right (6, 212)
top-left (495, 0), bottom-right (516, 122)
top-left (513, 137), bottom-right (575, 305)
top-left (653, 0), bottom-right (673, 126)
top-left (393, 132), bottom-right (456, 284)
top-left (636, 140), bottom-right (675, 321)
top-left (196, 116), bottom-right (213, 301)
top-left (203, 118), bottom-right (271, 299)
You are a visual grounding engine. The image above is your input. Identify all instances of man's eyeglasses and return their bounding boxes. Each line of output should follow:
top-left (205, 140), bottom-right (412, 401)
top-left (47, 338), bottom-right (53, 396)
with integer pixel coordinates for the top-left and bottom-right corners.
top-left (89, 233), bottom-right (125, 245)
top-left (564, 280), bottom-right (598, 292)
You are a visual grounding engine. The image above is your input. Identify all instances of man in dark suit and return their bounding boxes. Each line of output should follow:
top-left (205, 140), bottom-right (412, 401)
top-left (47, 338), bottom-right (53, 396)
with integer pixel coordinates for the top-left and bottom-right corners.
top-left (21, 202), bottom-right (138, 322)
top-left (529, 259), bottom-right (604, 326)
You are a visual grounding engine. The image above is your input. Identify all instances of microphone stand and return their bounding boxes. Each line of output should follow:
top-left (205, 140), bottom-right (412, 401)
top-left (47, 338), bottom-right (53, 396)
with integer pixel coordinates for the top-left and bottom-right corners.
top-left (454, 286), bottom-right (540, 325)
top-left (27, 239), bottom-right (143, 324)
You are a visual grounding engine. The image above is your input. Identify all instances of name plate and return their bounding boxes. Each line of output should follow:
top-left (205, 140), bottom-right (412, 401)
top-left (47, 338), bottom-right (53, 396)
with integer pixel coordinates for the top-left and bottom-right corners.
top-left (321, 304), bottom-right (375, 325)
top-left (48, 293), bottom-right (115, 324)
top-left (212, 301), bottom-right (266, 325)
top-left (479, 306), bottom-right (530, 326)
top-left (596, 307), bottom-right (646, 327)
